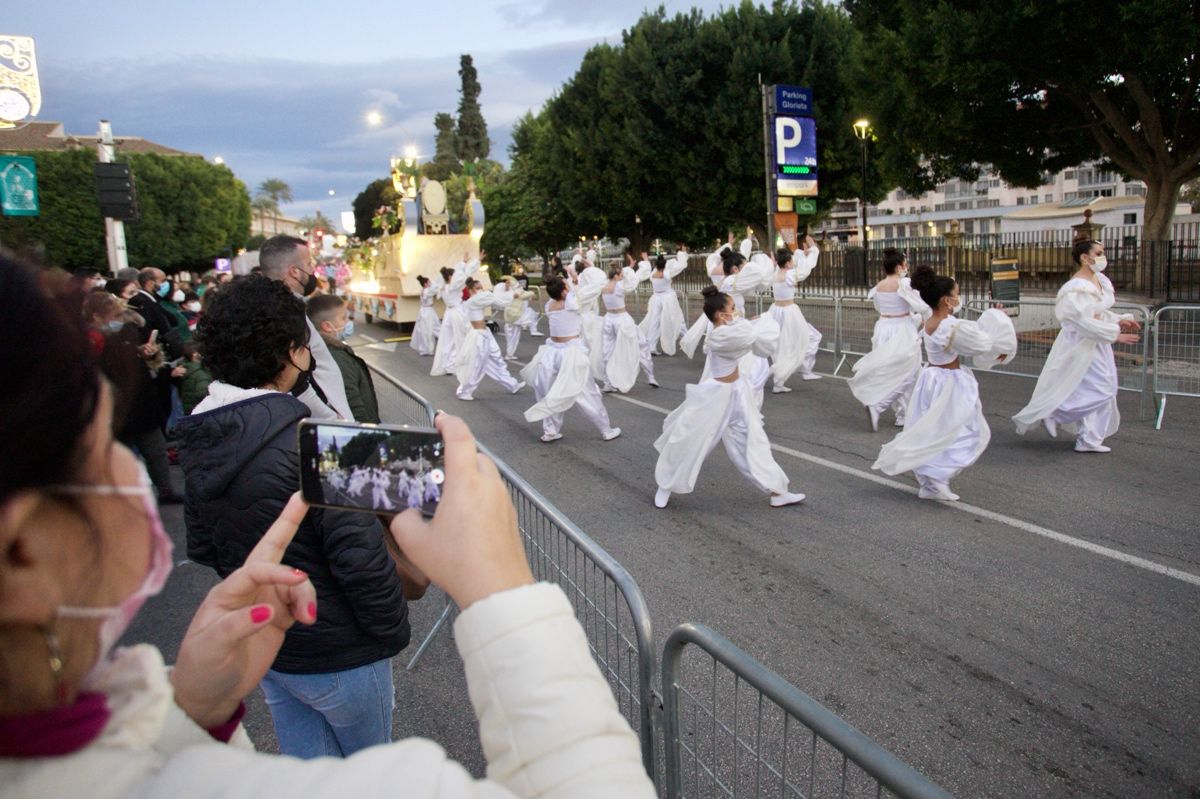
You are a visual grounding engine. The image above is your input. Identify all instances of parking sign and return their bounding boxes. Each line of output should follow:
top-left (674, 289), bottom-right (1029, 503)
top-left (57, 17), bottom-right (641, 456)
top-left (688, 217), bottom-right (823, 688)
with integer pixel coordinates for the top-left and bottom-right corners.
top-left (773, 114), bottom-right (818, 197)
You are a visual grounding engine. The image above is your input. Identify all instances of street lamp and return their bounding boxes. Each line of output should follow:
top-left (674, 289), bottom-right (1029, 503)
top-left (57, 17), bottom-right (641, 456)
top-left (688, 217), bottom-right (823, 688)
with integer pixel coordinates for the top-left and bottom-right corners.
top-left (853, 118), bottom-right (871, 249)
top-left (366, 110), bottom-right (383, 127)
top-left (213, 155), bottom-right (224, 165)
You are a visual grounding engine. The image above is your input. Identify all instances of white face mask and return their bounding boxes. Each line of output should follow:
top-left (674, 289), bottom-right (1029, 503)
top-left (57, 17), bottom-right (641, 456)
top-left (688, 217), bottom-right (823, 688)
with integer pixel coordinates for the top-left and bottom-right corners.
top-left (184, 301), bottom-right (201, 312)
top-left (947, 299), bottom-right (962, 315)
top-left (1090, 255), bottom-right (1108, 273)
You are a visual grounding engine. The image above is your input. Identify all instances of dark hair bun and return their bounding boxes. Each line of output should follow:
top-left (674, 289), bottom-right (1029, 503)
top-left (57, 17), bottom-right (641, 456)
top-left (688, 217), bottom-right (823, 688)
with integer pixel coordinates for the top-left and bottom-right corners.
top-left (909, 265), bottom-right (936, 291)
top-left (701, 285), bottom-right (720, 298)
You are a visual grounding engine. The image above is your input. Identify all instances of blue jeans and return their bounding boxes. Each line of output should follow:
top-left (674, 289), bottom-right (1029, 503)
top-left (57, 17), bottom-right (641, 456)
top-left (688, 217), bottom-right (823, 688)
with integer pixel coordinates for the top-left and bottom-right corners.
top-left (260, 658), bottom-right (395, 759)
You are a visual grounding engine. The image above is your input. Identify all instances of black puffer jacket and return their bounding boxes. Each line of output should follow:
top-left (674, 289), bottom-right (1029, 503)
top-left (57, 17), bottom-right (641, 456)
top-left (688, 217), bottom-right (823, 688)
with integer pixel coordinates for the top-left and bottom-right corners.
top-left (177, 392), bottom-right (409, 674)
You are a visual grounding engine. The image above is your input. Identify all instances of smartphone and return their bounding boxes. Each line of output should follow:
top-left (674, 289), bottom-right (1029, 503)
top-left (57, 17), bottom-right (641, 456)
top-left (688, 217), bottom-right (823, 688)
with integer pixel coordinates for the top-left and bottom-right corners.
top-left (148, 329), bottom-right (159, 344)
top-left (298, 420), bottom-right (445, 516)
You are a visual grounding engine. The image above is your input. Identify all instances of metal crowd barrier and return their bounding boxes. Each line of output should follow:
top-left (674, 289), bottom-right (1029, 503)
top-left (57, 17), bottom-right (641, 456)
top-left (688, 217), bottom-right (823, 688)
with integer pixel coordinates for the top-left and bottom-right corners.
top-left (662, 624), bottom-right (953, 799)
top-left (1152, 305), bottom-right (1200, 429)
top-left (367, 365), bottom-right (659, 779)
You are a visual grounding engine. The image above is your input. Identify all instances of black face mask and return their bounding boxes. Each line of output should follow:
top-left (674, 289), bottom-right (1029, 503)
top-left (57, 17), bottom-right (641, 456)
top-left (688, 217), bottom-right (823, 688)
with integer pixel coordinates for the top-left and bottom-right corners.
top-left (300, 268), bottom-right (318, 297)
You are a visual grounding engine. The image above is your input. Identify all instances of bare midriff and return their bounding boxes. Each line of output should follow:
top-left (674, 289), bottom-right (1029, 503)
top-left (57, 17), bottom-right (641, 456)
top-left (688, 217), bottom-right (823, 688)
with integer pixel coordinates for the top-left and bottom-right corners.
top-left (931, 358), bottom-right (960, 369)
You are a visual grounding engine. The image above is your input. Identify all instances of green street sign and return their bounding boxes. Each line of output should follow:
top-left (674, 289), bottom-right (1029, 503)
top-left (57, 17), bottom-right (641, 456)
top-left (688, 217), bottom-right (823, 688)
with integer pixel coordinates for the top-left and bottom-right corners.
top-left (0, 156), bottom-right (39, 216)
top-left (795, 198), bottom-right (817, 215)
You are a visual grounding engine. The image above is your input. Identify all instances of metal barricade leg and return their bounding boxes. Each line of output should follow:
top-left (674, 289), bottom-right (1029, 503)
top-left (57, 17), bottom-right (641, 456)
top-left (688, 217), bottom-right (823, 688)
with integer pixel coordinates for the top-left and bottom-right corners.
top-left (406, 593), bottom-right (456, 671)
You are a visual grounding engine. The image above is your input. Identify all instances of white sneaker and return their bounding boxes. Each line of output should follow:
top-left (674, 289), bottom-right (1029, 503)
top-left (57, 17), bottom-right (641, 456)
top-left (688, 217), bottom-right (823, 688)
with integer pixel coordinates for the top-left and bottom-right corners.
top-left (1044, 418), bottom-right (1058, 438)
top-left (1075, 442), bottom-right (1112, 453)
top-left (540, 432), bottom-right (563, 443)
top-left (894, 416), bottom-right (905, 427)
top-left (601, 383), bottom-right (617, 393)
top-left (769, 492), bottom-right (806, 508)
top-left (511, 381), bottom-right (526, 394)
top-left (654, 488), bottom-right (670, 508)
top-left (868, 406), bottom-right (880, 432)
top-left (504, 355), bottom-right (518, 361)
top-left (456, 393), bottom-right (474, 402)
top-left (531, 331), bottom-right (545, 337)
top-left (602, 427), bottom-right (622, 441)
top-left (772, 385), bottom-right (793, 394)
top-left (648, 377), bottom-right (660, 387)
top-left (918, 484), bottom-right (959, 501)
top-left (801, 373), bottom-right (822, 381)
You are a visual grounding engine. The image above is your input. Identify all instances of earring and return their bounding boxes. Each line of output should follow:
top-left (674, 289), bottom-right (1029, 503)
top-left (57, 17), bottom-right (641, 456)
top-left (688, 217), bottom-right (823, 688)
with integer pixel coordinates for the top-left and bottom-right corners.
top-left (42, 622), bottom-right (68, 703)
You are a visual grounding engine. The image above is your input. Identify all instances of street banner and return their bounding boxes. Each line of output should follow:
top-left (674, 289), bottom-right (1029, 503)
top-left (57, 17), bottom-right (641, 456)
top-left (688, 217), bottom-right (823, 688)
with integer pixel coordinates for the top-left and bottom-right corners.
top-left (0, 155), bottom-right (39, 216)
top-left (773, 212), bottom-right (799, 251)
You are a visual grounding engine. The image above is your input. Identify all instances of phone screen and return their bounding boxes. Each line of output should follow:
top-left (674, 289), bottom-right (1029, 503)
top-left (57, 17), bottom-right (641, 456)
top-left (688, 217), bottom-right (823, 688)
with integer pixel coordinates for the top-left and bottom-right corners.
top-left (298, 420), bottom-right (445, 516)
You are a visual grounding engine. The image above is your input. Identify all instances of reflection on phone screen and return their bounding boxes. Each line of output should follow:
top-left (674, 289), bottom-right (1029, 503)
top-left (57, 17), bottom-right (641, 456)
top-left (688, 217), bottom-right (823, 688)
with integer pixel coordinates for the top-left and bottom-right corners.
top-left (315, 426), bottom-right (444, 514)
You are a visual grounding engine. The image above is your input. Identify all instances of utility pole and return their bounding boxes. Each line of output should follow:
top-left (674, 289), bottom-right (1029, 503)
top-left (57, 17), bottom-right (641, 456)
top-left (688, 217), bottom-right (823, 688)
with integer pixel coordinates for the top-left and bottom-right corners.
top-left (760, 80), bottom-right (776, 254)
top-left (97, 120), bottom-right (128, 275)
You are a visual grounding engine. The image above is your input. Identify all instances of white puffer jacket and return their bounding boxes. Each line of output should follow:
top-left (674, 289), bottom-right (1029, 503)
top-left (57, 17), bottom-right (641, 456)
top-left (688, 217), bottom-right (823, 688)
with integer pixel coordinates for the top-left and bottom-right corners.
top-left (0, 583), bottom-right (655, 799)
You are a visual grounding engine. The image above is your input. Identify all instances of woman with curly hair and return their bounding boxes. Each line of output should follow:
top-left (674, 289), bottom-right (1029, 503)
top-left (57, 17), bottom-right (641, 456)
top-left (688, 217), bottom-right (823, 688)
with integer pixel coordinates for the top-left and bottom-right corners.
top-left (176, 275), bottom-right (417, 758)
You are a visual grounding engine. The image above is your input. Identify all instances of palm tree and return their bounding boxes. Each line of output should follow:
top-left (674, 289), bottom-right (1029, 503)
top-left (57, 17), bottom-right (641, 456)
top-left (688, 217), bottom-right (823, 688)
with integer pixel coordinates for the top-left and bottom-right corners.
top-left (256, 178), bottom-right (293, 233)
top-left (251, 196), bottom-right (278, 236)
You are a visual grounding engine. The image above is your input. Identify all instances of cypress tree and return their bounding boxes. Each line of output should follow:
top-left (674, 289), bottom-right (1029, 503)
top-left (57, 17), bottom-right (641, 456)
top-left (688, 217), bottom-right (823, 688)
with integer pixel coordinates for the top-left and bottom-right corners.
top-left (425, 112), bottom-right (462, 181)
top-left (456, 54), bottom-right (490, 161)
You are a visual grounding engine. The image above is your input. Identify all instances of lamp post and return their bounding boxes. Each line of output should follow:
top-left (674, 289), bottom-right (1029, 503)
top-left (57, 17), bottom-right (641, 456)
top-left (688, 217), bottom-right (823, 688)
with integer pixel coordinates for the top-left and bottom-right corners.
top-left (852, 118), bottom-right (871, 250)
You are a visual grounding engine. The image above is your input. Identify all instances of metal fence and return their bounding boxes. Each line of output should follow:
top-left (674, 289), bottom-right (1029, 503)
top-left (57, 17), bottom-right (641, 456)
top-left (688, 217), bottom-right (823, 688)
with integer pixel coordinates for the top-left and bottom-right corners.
top-left (368, 365), bottom-right (660, 779)
top-left (365, 364), bottom-right (953, 797)
top-left (662, 624), bottom-right (953, 799)
top-left (1152, 305), bottom-right (1200, 429)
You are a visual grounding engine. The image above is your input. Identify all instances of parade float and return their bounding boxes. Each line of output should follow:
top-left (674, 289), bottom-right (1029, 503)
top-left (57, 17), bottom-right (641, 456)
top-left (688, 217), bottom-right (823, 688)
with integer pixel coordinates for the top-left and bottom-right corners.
top-left (343, 158), bottom-right (487, 325)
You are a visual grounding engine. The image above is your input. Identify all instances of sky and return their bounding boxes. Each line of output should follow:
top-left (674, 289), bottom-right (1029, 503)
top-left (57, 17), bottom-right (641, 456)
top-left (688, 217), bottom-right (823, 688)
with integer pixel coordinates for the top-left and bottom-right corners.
top-left (8, 0), bottom-right (730, 226)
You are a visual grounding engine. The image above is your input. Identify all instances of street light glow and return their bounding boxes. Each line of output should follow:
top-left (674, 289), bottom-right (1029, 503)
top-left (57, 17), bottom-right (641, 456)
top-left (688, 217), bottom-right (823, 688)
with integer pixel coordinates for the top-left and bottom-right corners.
top-left (213, 156), bottom-right (224, 165)
top-left (853, 118), bottom-right (871, 140)
top-left (328, 189), bottom-right (335, 196)
top-left (366, 110), bottom-right (383, 127)
top-left (404, 144), bottom-right (418, 160)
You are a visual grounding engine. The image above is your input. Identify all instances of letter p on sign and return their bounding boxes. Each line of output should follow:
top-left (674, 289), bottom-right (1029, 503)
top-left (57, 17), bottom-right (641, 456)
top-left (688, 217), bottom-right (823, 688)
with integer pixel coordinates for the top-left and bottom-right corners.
top-left (775, 117), bottom-right (803, 164)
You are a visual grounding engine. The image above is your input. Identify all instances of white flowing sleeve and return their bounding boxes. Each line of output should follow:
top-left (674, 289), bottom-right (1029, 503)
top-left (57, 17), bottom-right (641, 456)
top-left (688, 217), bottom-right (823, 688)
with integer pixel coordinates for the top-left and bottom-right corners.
top-left (574, 269), bottom-right (606, 306)
top-left (1057, 288), bottom-right (1121, 342)
top-left (947, 311), bottom-right (1017, 369)
top-left (667, 252), bottom-right (689, 279)
top-left (792, 245), bottom-right (819, 282)
top-left (898, 277), bottom-right (931, 319)
top-left (706, 244), bottom-right (731, 280)
top-left (707, 319), bottom-right (758, 358)
top-left (739, 236), bottom-right (753, 259)
top-left (735, 256), bottom-right (774, 296)
top-left (466, 291), bottom-right (498, 313)
top-left (749, 315), bottom-right (781, 358)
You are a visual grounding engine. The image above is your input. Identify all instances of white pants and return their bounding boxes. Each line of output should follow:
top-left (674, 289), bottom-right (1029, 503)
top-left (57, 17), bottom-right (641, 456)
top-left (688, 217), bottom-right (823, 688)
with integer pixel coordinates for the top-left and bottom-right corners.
top-left (1049, 336), bottom-right (1120, 448)
top-left (601, 312), bottom-right (655, 391)
top-left (457, 330), bottom-right (520, 397)
top-left (533, 341), bottom-right (613, 437)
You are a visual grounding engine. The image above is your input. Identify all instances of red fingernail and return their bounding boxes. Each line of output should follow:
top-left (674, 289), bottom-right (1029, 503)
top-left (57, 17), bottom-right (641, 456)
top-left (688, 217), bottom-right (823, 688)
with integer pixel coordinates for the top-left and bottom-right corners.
top-left (250, 605), bottom-right (271, 624)
top-left (308, 602), bottom-right (318, 621)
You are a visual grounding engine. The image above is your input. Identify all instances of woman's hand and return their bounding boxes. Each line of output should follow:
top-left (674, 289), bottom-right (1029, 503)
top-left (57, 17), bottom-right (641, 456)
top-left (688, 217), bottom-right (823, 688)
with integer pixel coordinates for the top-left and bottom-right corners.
top-left (389, 414), bottom-right (533, 611)
top-left (171, 494), bottom-right (318, 729)
top-left (1116, 332), bottom-right (1140, 345)
top-left (1119, 318), bottom-right (1142, 333)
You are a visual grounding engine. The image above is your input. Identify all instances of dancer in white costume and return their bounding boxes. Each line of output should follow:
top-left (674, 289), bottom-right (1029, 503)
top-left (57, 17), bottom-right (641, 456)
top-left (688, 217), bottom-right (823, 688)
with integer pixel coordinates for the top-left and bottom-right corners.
top-left (654, 286), bottom-right (805, 509)
top-left (410, 274), bottom-right (442, 356)
top-left (848, 248), bottom-right (930, 429)
top-left (370, 469), bottom-right (394, 511)
top-left (567, 255), bottom-right (609, 381)
top-left (600, 257), bottom-right (658, 392)
top-left (767, 238), bottom-right (824, 392)
top-left (1012, 239), bottom-right (1141, 453)
top-left (872, 267), bottom-right (1017, 501)
top-left (495, 276), bottom-right (541, 359)
top-left (454, 278), bottom-right (526, 401)
top-left (430, 253), bottom-right (481, 376)
top-left (639, 248), bottom-right (689, 355)
top-left (522, 275), bottom-right (622, 443)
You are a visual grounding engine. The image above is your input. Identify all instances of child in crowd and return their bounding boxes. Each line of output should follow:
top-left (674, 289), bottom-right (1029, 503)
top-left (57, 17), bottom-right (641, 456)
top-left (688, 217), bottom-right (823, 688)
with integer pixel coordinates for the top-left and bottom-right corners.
top-left (307, 293), bottom-right (380, 422)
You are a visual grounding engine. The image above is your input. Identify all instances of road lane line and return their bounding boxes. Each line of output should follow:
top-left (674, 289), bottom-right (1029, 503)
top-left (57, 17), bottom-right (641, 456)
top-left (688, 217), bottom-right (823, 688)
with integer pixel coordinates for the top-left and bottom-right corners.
top-left (370, 359), bottom-right (1200, 588)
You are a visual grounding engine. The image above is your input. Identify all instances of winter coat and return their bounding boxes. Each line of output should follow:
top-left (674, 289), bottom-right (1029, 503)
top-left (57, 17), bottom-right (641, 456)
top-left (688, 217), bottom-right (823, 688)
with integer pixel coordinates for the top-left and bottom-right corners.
top-left (177, 360), bottom-right (213, 415)
top-left (0, 585), bottom-right (655, 799)
top-left (177, 388), bottom-right (409, 673)
top-left (325, 337), bottom-right (381, 423)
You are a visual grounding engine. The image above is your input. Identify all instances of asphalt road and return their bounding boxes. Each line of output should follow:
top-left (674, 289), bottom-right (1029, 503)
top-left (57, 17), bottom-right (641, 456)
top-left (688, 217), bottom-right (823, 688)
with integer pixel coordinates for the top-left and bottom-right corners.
top-left (130, 313), bottom-right (1200, 798)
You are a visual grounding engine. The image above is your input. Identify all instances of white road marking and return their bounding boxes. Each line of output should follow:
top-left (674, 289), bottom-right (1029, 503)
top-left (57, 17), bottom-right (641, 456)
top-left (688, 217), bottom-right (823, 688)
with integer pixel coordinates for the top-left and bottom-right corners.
top-left (373, 361), bottom-right (1200, 588)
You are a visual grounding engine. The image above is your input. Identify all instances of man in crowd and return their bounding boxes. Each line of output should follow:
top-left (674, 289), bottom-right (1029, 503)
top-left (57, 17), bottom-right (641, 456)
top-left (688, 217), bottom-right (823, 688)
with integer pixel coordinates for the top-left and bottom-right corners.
top-left (258, 235), bottom-right (353, 420)
top-left (127, 267), bottom-right (177, 350)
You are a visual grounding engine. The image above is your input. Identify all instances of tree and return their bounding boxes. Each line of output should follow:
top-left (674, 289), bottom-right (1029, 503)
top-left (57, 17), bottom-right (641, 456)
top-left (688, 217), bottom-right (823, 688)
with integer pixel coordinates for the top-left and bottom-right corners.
top-left (845, 0), bottom-right (1200, 287)
top-left (423, 112), bottom-right (461, 182)
top-left (256, 178), bottom-right (293, 233)
top-left (456, 54), bottom-right (490, 161)
top-left (297, 211), bottom-right (336, 232)
top-left (251, 195), bottom-right (277, 234)
top-left (351, 178), bottom-right (399, 239)
top-left (1183, 178), bottom-right (1200, 212)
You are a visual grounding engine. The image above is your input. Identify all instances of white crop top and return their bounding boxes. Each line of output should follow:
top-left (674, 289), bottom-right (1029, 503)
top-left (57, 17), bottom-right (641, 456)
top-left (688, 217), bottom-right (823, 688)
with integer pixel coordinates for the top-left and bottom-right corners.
top-left (547, 294), bottom-right (582, 337)
top-left (602, 283), bottom-right (626, 311)
top-left (420, 287), bottom-right (435, 307)
top-left (708, 350), bottom-right (740, 379)
top-left (873, 291), bottom-right (910, 314)
top-left (443, 289), bottom-right (462, 308)
top-left (772, 282), bottom-right (795, 301)
top-left (651, 276), bottom-right (673, 294)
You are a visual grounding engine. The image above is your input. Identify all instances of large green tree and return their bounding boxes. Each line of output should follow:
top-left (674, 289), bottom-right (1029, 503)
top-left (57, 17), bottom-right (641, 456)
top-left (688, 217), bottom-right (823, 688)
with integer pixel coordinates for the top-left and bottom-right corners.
top-left (456, 54), bottom-right (490, 161)
top-left (493, 2), bottom-right (882, 253)
top-left (845, 0), bottom-right (1200, 263)
top-left (351, 178), bottom-right (398, 239)
top-left (424, 112), bottom-right (462, 181)
top-left (0, 150), bottom-right (249, 271)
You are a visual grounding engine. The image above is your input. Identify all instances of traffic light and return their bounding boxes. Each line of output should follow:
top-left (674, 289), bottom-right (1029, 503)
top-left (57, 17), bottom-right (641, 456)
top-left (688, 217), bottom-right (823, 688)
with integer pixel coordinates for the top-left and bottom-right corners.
top-left (94, 162), bottom-right (139, 222)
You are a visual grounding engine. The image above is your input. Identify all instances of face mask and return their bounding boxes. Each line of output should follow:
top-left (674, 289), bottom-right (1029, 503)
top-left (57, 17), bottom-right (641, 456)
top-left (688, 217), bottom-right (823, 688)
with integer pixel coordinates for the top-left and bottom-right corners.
top-left (171, 290), bottom-right (185, 303)
top-left (52, 472), bottom-right (174, 685)
top-left (184, 301), bottom-right (201, 312)
top-left (298, 268), bottom-right (318, 296)
top-left (104, 320), bottom-right (124, 333)
top-left (338, 321), bottom-right (355, 341)
top-left (1090, 255), bottom-right (1107, 273)
top-left (156, 282), bottom-right (171, 298)
top-left (948, 300), bottom-right (962, 315)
